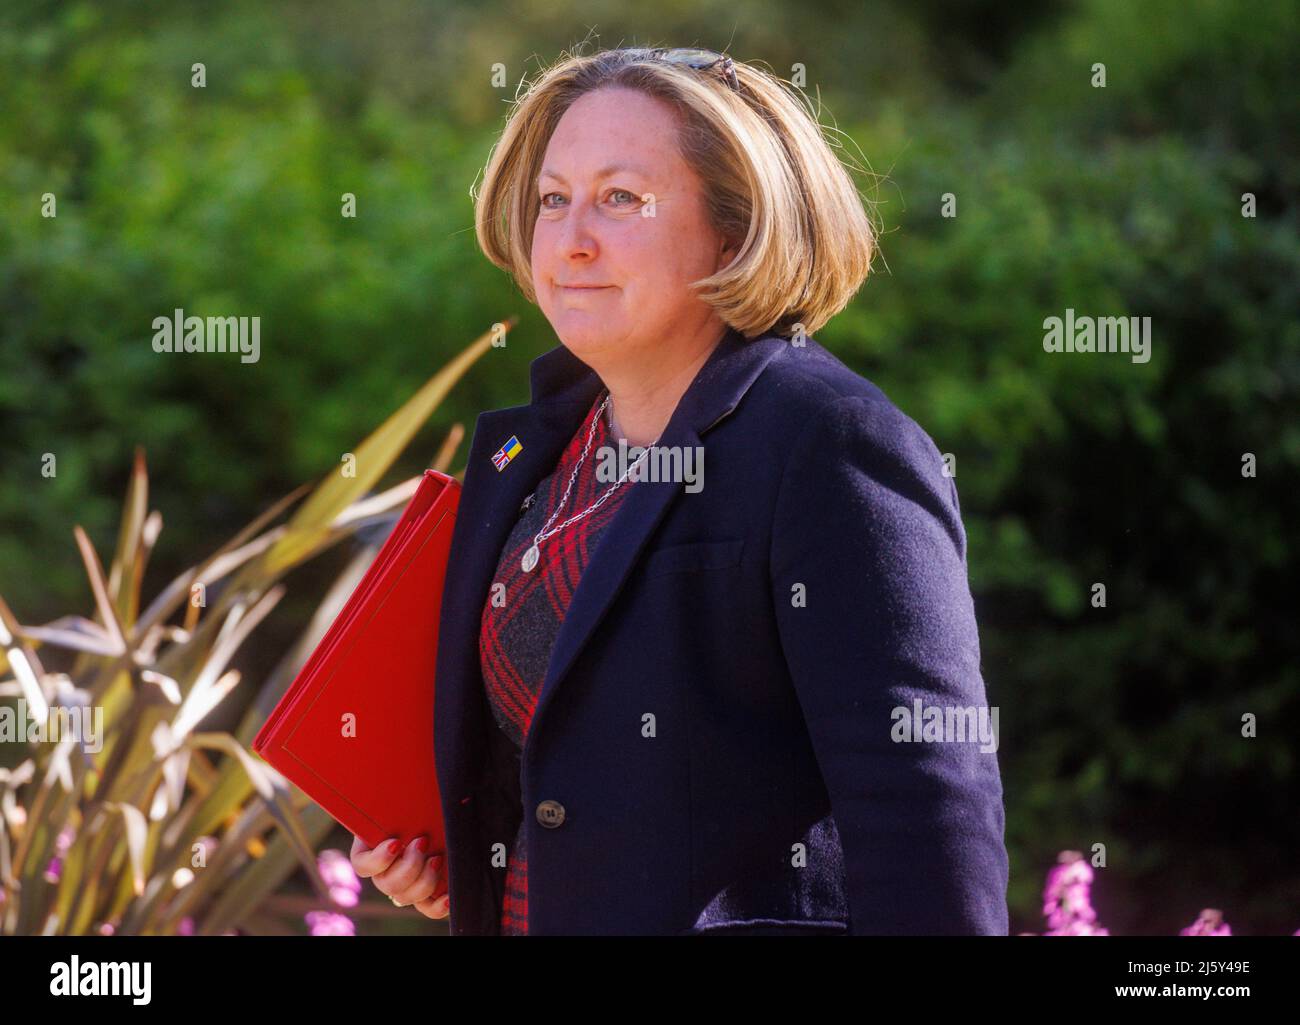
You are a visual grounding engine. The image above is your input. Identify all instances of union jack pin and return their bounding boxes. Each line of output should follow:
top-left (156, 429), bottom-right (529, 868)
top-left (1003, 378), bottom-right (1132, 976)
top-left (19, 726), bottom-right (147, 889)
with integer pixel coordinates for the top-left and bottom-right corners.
top-left (491, 435), bottom-right (522, 471)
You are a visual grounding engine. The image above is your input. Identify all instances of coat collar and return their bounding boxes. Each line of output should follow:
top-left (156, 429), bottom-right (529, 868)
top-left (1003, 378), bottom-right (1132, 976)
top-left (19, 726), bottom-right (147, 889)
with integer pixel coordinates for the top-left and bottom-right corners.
top-left (437, 325), bottom-right (789, 797)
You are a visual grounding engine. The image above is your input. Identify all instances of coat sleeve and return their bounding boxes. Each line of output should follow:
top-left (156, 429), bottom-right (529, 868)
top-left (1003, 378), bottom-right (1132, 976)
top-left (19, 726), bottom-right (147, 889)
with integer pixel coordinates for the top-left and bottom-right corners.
top-left (770, 394), bottom-right (1009, 935)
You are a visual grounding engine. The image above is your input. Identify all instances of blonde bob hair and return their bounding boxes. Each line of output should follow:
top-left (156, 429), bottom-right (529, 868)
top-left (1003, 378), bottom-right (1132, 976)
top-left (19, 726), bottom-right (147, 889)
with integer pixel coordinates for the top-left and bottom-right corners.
top-left (473, 47), bottom-right (877, 339)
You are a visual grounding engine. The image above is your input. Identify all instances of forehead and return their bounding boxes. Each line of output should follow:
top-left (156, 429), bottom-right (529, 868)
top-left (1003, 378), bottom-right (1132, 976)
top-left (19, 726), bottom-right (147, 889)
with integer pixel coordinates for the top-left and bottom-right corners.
top-left (541, 88), bottom-right (684, 178)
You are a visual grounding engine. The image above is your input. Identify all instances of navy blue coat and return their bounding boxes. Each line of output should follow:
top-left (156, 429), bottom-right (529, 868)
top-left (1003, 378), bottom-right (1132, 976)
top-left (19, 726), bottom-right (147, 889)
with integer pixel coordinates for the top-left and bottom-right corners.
top-left (433, 326), bottom-right (1009, 935)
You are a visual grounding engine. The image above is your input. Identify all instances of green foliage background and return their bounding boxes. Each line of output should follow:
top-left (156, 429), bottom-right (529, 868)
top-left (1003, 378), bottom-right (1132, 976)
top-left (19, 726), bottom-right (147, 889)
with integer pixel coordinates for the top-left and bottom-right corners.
top-left (2, 0), bottom-right (1296, 933)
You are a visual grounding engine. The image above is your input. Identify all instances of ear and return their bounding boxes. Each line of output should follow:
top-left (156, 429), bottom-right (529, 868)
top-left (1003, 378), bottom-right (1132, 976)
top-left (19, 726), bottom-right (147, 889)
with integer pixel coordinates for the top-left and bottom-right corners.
top-left (717, 235), bottom-right (740, 271)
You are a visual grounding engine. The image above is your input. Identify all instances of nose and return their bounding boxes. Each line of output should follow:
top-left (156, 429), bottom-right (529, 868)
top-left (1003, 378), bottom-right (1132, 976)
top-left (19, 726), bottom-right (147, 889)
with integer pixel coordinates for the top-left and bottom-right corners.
top-left (553, 192), bottom-right (599, 262)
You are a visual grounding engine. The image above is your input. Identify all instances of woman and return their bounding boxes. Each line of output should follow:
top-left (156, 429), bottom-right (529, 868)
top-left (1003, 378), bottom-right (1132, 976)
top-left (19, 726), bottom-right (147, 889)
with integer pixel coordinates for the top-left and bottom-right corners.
top-left (351, 46), bottom-right (1009, 935)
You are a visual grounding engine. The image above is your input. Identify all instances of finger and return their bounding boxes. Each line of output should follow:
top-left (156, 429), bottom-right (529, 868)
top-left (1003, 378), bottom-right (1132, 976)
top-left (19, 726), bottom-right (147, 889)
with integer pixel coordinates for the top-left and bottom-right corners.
top-left (374, 836), bottom-right (430, 894)
top-left (393, 855), bottom-right (443, 907)
top-left (350, 835), bottom-right (402, 880)
top-left (415, 893), bottom-right (450, 920)
top-left (430, 860), bottom-right (449, 901)
top-left (351, 834), bottom-right (402, 879)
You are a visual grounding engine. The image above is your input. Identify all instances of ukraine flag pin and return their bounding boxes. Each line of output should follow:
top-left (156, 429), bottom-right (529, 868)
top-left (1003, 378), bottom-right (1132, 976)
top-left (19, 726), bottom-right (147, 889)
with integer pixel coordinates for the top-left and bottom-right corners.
top-left (491, 435), bottom-right (523, 471)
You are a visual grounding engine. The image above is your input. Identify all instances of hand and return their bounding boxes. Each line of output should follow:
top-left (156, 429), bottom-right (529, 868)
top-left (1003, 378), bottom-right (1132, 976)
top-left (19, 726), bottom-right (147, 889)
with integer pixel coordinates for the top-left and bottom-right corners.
top-left (350, 834), bottom-right (449, 920)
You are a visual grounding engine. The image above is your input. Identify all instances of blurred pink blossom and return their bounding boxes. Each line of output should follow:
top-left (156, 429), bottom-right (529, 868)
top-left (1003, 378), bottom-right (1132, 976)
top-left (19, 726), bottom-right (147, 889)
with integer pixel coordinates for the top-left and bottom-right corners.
top-left (42, 825), bottom-right (77, 884)
top-left (306, 911), bottom-right (355, 936)
top-left (1034, 852), bottom-right (1300, 935)
top-left (1042, 851), bottom-right (1109, 936)
top-left (1180, 908), bottom-right (1232, 936)
top-left (317, 848), bottom-right (361, 908)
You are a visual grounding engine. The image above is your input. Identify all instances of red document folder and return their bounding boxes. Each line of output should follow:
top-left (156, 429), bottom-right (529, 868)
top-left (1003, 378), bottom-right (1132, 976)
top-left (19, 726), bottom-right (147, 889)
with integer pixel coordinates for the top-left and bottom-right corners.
top-left (253, 469), bottom-right (460, 855)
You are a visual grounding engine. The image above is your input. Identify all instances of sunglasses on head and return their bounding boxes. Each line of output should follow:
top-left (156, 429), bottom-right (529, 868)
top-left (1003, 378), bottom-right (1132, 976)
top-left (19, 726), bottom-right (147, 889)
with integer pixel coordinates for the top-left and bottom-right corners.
top-left (631, 47), bottom-right (740, 92)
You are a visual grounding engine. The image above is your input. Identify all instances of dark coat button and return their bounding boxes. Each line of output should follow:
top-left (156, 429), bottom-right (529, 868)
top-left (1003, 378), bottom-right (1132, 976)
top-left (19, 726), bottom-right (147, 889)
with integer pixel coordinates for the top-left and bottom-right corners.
top-left (535, 799), bottom-right (566, 828)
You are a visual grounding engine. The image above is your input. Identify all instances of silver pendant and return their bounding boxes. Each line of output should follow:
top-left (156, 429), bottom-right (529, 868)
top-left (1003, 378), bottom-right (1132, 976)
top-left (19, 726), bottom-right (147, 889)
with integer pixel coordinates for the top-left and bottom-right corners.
top-left (521, 544), bottom-right (540, 572)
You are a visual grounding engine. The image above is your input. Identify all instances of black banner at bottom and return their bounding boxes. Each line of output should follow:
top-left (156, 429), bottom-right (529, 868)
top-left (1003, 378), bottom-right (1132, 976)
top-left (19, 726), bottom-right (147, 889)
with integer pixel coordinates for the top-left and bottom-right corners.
top-left (5, 934), bottom-right (1294, 1012)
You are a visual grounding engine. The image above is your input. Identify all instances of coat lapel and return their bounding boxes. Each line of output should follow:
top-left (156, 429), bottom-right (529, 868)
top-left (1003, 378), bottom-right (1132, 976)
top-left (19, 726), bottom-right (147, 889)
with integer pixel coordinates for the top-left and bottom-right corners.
top-left (435, 372), bottom-right (600, 802)
top-left (436, 327), bottom-right (789, 795)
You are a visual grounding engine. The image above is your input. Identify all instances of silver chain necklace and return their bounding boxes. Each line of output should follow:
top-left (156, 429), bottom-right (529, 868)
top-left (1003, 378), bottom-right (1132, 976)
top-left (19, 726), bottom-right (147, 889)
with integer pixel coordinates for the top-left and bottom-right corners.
top-left (520, 391), bottom-right (654, 573)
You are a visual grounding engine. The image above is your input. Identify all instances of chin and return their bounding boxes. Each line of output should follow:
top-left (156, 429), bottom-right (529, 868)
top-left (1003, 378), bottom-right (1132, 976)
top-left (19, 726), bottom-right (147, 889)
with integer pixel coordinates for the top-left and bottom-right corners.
top-left (555, 328), bottom-right (610, 359)
top-left (550, 314), bottom-right (629, 356)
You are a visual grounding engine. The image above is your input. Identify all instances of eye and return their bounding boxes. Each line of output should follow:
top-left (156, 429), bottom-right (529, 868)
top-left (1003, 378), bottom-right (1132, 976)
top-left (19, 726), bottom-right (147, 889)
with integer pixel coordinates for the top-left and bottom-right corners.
top-left (538, 188), bottom-right (639, 210)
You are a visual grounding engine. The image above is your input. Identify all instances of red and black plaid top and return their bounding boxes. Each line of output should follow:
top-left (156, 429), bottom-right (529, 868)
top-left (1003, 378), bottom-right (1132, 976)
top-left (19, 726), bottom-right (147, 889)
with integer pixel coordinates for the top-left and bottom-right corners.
top-left (479, 389), bottom-right (636, 935)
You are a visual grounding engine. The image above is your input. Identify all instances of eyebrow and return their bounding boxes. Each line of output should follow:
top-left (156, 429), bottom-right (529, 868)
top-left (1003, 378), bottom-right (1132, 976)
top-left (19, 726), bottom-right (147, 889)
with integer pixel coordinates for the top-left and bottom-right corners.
top-left (537, 163), bottom-right (653, 186)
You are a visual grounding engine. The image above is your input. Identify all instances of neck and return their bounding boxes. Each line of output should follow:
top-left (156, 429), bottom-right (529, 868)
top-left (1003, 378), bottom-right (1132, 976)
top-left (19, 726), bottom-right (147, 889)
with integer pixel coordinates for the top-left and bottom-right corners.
top-left (594, 323), bottom-right (728, 449)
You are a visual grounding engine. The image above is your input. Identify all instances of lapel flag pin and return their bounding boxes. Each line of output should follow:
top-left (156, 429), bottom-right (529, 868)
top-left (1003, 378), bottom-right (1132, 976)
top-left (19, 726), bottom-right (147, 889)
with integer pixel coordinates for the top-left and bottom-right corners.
top-left (491, 435), bottom-right (523, 471)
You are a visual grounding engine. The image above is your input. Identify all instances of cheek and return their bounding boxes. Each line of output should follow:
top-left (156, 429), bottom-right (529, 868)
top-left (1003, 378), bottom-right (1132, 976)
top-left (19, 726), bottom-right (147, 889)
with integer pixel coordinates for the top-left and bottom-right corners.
top-left (642, 202), bottom-right (717, 271)
top-left (530, 221), bottom-right (551, 275)
top-left (614, 219), bottom-right (687, 285)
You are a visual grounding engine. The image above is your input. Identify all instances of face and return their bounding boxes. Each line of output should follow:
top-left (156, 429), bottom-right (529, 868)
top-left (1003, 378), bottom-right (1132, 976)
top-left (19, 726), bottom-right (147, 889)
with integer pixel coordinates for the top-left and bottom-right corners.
top-left (531, 87), bottom-right (737, 366)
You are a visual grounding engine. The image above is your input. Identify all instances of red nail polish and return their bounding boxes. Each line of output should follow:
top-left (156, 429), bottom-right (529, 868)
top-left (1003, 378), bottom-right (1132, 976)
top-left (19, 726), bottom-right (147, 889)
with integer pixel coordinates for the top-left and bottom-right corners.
top-left (415, 835), bottom-right (429, 854)
top-left (387, 840), bottom-right (402, 855)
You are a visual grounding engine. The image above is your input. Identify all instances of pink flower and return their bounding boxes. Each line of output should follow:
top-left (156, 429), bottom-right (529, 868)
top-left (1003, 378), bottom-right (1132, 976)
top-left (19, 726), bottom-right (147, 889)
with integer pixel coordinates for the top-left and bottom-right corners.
top-left (1051, 919), bottom-right (1110, 936)
top-left (1042, 851), bottom-right (1108, 936)
top-left (42, 825), bottom-right (77, 884)
top-left (177, 916), bottom-right (195, 936)
top-left (1180, 909), bottom-right (1231, 936)
top-left (1033, 853), bottom-right (1292, 935)
top-left (317, 848), bottom-right (361, 908)
top-left (306, 911), bottom-right (355, 936)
